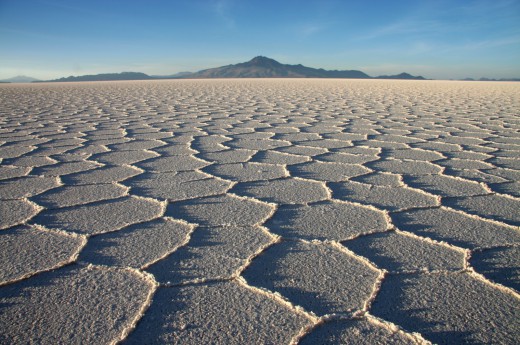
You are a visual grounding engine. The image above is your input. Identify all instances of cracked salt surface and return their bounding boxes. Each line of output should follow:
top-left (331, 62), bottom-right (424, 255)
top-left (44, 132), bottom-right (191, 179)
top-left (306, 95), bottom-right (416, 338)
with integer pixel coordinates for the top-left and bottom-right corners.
top-left (1, 79), bottom-right (519, 344)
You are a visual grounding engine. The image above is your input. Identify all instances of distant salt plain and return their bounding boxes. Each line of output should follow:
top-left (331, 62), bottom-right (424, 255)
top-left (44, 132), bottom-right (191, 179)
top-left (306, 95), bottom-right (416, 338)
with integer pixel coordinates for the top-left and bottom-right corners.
top-left (0, 79), bottom-right (519, 344)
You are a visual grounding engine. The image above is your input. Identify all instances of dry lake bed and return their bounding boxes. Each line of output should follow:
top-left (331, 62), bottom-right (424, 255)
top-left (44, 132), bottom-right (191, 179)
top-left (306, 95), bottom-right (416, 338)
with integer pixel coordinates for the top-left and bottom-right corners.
top-left (0, 79), bottom-right (519, 344)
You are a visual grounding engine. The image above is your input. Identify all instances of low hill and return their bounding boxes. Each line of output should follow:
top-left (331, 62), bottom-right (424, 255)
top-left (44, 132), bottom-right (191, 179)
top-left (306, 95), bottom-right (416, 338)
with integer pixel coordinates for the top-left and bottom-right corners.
top-left (1, 75), bottom-right (40, 83)
top-left (153, 72), bottom-right (194, 79)
top-left (376, 72), bottom-right (426, 80)
top-left (45, 72), bottom-right (153, 82)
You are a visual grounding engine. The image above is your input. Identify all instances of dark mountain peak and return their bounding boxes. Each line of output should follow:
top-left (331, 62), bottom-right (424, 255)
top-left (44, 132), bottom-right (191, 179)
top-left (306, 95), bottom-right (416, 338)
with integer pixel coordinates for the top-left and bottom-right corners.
top-left (244, 56), bottom-right (282, 67)
top-left (185, 56), bottom-right (373, 79)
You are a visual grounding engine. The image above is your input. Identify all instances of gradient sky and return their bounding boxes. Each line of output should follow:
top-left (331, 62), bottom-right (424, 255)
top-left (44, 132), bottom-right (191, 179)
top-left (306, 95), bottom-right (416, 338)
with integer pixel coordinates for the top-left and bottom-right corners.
top-left (1, 0), bottom-right (519, 80)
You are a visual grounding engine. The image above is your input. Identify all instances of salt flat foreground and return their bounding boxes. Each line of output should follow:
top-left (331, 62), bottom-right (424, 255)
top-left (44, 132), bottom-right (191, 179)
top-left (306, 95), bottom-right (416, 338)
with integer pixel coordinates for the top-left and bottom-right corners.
top-left (0, 79), bottom-right (519, 344)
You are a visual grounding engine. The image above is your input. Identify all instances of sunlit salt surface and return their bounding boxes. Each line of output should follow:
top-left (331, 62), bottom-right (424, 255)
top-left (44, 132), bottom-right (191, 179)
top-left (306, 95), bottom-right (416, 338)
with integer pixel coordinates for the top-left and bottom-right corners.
top-left (1, 79), bottom-right (519, 344)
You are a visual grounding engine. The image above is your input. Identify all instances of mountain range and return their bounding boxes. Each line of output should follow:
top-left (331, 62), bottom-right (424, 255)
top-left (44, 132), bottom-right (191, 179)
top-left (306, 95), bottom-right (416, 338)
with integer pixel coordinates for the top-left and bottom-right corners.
top-left (29, 57), bottom-right (426, 82)
top-left (3, 57), bottom-right (519, 83)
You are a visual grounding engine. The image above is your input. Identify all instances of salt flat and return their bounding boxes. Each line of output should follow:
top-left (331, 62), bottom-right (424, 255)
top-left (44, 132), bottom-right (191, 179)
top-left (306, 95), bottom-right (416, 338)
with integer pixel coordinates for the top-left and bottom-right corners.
top-left (0, 79), bottom-right (519, 344)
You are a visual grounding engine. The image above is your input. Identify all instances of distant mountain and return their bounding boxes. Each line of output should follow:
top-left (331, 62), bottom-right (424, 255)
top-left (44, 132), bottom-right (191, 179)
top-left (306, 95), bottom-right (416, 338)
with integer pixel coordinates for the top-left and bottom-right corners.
top-left (376, 72), bottom-right (426, 80)
top-left (153, 71), bottom-right (194, 79)
top-left (1, 75), bottom-right (40, 83)
top-left (459, 77), bottom-right (520, 82)
top-left (479, 77), bottom-right (520, 82)
top-left (183, 56), bottom-right (371, 79)
top-left (44, 72), bottom-right (153, 82)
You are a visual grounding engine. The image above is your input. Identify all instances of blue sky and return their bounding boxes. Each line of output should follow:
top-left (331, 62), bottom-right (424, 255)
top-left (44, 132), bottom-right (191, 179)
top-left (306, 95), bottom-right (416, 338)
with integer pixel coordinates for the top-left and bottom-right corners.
top-left (1, 0), bottom-right (519, 79)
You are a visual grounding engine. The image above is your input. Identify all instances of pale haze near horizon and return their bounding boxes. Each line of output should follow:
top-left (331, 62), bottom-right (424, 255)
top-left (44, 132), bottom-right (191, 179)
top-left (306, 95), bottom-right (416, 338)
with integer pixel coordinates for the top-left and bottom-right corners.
top-left (0, 0), bottom-right (519, 80)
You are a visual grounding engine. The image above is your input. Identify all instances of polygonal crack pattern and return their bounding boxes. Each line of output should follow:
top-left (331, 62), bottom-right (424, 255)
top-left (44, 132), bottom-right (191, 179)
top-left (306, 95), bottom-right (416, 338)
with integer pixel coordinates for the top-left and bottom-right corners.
top-left (299, 318), bottom-right (417, 344)
top-left (0, 265), bottom-right (155, 344)
top-left (370, 272), bottom-right (520, 344)
top-left (0, 79), bottom-right (519, 344)
top-left (242, 241), bottom-right (380, 316)
top-left (266, 200), bottom-right (388, 241)
top-left (124, 281), bottom-right (311, 344)
top-left (147, 225), bottom-right (274, 284)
